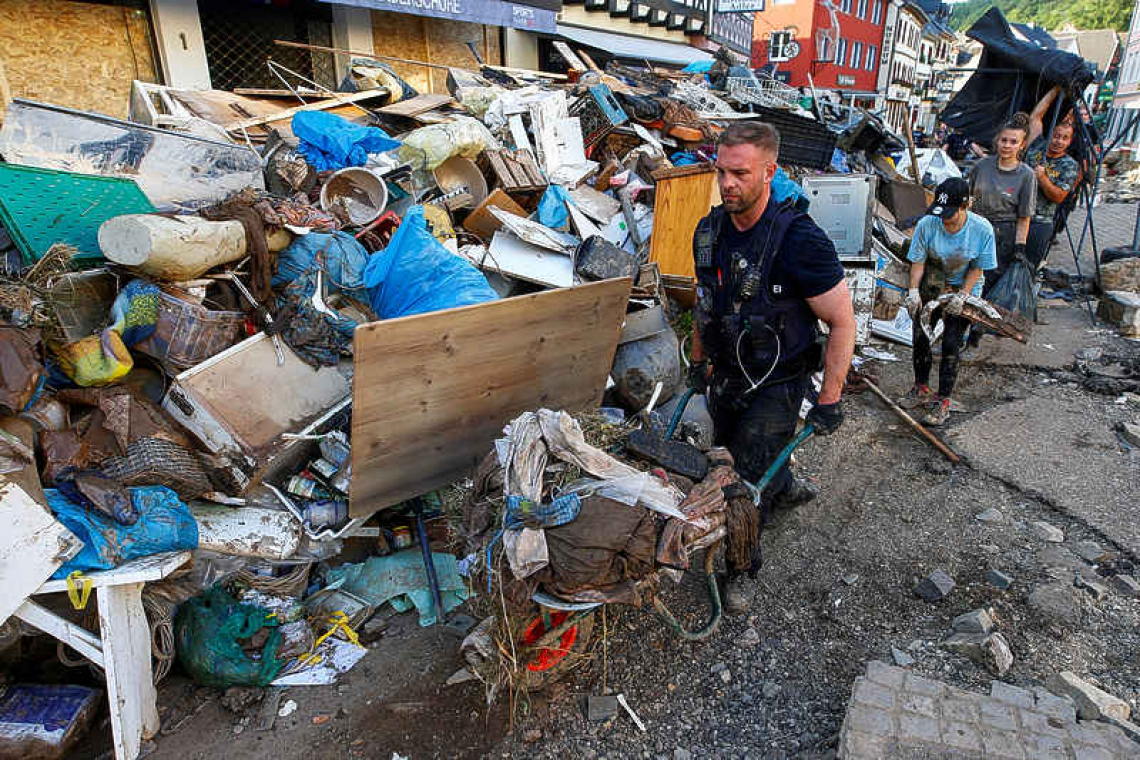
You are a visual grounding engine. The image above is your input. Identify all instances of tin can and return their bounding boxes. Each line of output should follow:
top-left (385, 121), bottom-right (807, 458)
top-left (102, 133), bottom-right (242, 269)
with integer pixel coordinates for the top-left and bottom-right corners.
top-left (392, 525), bottom-right (413, 549)
top-left (286, 475), bottom-right (331, 501)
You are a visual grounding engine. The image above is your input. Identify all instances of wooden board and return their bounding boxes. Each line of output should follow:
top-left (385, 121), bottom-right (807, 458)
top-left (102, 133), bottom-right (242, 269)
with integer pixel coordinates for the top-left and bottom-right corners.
top-left (552, 41), bottom-right (587, 72)
top-left (462, 188), bottom-right (527, 241)
top-left (349, 279), bottom-right (631, 515)
top-left (379, 93), bottom-right (454, 117)
top-left (648, 166), bottom-right (718, 279)
top-left (225, 89), bottom-right (389, 131)
top-left (0, 483), bottom-right (83, 626)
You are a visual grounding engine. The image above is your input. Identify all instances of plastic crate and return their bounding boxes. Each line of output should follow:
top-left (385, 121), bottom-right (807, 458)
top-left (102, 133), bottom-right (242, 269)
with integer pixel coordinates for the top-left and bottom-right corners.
top-left (0, 164), bottom-right (154, 265)
top-left (134, 288), bottom-right (246, 370)
top-left (568, 84), bottom-right (628, 148)
top-left (751, 107), bottom-right (838, 170)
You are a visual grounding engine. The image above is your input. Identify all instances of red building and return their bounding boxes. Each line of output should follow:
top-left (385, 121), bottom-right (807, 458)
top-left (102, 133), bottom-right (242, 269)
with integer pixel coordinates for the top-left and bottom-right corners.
top-left (752, 0), bottom-right (886, 102)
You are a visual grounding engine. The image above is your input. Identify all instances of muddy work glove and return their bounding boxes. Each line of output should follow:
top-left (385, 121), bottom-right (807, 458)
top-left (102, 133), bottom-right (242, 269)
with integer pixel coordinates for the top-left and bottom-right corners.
top-left (905, 288), bottom-right (922, 315)
top-left (806, 401), bottom-right (843, 435)
top-left (688, 359), bottom-right (709, 395)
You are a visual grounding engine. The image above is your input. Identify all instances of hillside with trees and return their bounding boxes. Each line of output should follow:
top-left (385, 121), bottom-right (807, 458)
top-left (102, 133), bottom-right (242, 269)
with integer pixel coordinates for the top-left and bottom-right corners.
top-left (949, 0), bottom-right (1133, 34)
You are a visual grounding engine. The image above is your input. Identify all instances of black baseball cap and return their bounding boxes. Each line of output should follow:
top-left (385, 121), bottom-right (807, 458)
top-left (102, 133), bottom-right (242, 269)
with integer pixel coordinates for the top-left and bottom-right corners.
top-left (926, 177), bottom-right (970, 218)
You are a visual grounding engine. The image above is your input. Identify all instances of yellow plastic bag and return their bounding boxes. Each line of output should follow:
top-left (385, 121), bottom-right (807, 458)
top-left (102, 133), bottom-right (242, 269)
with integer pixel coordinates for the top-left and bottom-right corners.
top-left (53, 329), bottom-right (133, 387)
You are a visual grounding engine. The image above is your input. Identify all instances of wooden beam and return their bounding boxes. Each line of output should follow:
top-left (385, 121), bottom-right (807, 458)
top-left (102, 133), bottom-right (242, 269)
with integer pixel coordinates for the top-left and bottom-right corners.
top-left (224, 89), bottom-right (388, 132)
top-left (349, 279), bottom-right (631, 515)
top-left (274, 39), bottom-right (567, 81)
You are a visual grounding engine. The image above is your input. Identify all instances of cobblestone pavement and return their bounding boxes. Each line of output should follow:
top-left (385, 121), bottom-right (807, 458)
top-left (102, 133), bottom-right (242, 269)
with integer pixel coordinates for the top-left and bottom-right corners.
top-left (838, 662), bottom-right (1140, 759)
top-left (1050, 202), bottom-right (1137, 276)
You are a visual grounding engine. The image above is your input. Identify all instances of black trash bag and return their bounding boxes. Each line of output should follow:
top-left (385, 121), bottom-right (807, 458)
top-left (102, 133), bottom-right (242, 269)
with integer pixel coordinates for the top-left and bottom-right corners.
top-left (987, 255), bottom-right (1037, 324)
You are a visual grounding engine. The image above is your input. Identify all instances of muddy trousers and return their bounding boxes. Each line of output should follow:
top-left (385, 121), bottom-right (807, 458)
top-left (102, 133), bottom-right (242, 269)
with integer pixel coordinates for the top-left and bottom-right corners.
top-left (1026, 219), bottom-right (1055, 271)
top-left (912, 307), bottom-right (969, 398)
top-left (707, 373), bottom-right (810, 497)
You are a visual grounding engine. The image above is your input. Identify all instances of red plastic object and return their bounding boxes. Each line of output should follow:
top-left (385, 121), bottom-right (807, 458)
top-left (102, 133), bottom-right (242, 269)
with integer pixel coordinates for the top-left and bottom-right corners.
top-left (521, 612), bottom-right (580, 672)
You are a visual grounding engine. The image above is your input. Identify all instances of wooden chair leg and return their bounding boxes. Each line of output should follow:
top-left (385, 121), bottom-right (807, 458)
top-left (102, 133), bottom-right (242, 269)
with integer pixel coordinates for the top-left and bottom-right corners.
top-left (96, 582), bottom-right (158, 760)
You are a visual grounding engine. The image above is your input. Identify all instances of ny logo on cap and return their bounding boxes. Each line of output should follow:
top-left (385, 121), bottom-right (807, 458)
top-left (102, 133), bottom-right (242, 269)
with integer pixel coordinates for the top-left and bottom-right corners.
top-left (938, 193), bottom-right (949, 204)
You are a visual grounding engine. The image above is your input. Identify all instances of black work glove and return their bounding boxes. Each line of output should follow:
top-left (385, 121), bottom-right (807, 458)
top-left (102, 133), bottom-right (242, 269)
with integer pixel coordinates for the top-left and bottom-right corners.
top-left (806, 401), bottom-right (843, 436)
top-left (688, 360), bottom-right (709, 395)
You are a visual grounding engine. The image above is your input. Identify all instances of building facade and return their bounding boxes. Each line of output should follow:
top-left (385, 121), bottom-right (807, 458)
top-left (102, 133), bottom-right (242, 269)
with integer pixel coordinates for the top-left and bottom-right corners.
top-left (1108, 0), bottom-right (1140, 151)
top-left (750, 0), bottom-right (886, 101)
top-left (875, 0), bottom-right (927, 134)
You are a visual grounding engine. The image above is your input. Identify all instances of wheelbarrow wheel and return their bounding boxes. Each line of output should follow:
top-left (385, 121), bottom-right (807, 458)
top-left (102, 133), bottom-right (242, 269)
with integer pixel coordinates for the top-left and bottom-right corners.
top-left (513, 610), bottom-right (596, 692)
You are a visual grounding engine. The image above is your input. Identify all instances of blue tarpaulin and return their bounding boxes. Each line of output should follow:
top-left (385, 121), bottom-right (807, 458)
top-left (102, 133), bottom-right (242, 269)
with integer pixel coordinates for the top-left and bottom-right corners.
top-left (292, 111), bottom-right (400, 172)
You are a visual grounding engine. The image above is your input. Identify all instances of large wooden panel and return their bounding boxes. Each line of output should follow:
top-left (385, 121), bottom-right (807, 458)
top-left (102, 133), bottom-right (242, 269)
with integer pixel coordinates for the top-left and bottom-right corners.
top-left (349, 279), bottom-right (631, 515)
top-left (0, 483), bottom-right (83, 627)
top-left (648, 166), bottom-right (718, 279)
top-left (0, 0), bottom-right (158, 119)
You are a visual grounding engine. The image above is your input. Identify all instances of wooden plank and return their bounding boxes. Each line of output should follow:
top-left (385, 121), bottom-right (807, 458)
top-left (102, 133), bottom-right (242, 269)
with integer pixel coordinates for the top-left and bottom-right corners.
top-left (648, 169), bottom-right (718, 278)
top-left (516, 150), bottom-right (547, 186)
top-left (13, 600), bottom-right (104, 667)
top-left (651, 162), bottom-right (716, 181)
top-left (35, 551), bottom-right (191, 594)
top-left (224, 89), bottom-right (388, 132)
top-left (0, 483), bottom-right (83, 626)
top-left (379, 93), bottom-right (455, 117)
top-left (552, 41), bottom-right (587, 72)
top-left (577, 49), bottom-right (603, 73)
top-left (98, 582), bottom-right (159, 759)
top-left (233, 87), bottom-right (323, 98)
top-left (349, 279), bottom-right (631, 515)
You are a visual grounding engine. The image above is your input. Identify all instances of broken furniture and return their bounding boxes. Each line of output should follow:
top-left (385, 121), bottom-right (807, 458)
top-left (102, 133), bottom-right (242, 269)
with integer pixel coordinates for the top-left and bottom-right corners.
top-left (648, 164), bottom-right (718, 279)
top-left (11, 550), bottom-right (191, 760)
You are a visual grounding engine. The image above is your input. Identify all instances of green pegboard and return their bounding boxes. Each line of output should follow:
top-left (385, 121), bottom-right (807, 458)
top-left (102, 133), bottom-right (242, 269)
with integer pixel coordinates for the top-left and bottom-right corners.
top-left (0, 163), bottom-right (155, 266)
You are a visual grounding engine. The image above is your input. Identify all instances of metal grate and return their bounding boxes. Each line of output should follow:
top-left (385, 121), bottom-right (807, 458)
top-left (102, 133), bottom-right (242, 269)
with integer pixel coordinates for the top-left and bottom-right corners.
top-left (198, 0), bottom-right (336, 92)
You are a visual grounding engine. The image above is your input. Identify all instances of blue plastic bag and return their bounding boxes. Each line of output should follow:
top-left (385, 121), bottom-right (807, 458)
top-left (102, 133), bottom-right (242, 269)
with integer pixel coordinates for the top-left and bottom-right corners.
top-left (292, 111), bottom-right (400, 172)
top-left (772, 168), bottom-right (809, 211)
top-left (48, 485), bottom-right (198, 579)
top-left (537, 185), bottom-right (571, 229)
top-left (362, 205), bottom-right (498, 319)
top-left (272, 231), bottom-right (370, 296)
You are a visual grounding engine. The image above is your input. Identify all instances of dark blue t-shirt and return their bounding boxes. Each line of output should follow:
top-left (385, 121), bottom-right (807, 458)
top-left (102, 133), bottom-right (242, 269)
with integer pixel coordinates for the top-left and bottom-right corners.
top-left (709, 198), bottom-right (845, 304)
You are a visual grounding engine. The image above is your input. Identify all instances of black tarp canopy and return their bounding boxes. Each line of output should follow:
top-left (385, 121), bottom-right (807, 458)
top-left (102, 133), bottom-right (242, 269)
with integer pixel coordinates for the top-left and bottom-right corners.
top-left (940, 8), bottom-right (1096, 146)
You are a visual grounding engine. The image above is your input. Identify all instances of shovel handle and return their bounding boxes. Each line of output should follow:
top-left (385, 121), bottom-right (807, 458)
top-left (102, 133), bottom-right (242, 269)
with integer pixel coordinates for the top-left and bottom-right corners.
top-left (755, 423), bottom-right (815, 493)
top-left (664, 388), bottom-right (696, 440)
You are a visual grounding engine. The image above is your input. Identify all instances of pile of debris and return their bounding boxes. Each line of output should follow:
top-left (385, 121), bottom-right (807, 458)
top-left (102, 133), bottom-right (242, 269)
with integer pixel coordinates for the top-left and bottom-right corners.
top-left (0, 41), bottom-right (1004, 758)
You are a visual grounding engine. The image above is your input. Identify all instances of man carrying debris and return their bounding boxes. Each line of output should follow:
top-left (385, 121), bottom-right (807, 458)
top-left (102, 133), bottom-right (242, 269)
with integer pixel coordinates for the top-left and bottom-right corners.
top-left (688, 122), bottom-right (856, 611)
top-left (902, 178), bottom-right (997, 426)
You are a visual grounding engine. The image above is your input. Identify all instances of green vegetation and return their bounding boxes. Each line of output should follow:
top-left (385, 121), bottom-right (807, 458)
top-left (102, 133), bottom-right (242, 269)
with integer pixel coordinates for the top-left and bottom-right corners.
top-left (948, 0), bottom-right (1134, 34)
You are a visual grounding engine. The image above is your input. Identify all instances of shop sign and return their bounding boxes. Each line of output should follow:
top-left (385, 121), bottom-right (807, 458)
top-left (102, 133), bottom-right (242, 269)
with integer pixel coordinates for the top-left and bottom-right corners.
top-left (322, 0), bottom-right (557, 32)
top-left (717, 0), bottom-right (765, 11)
